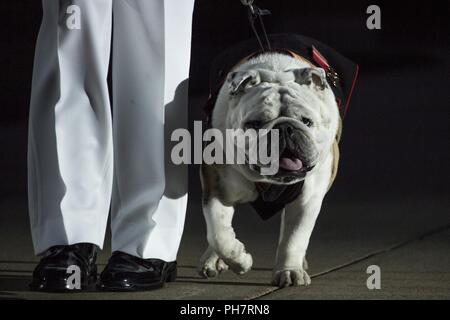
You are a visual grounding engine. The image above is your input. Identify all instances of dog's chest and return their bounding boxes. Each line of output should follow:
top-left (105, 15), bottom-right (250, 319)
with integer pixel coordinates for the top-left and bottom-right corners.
top-left (218, 167), bottom-right (259, 205)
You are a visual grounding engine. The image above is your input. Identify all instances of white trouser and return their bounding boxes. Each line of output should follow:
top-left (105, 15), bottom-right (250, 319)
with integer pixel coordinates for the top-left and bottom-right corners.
top-left (28, 0), bottom-right (194, 261)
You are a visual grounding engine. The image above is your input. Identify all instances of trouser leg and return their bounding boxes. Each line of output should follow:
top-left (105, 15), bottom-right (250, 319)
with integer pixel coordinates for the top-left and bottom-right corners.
top-left (28, 0), bottom-right (113, 255)
top-left (111, 0), bottom-right (194, 261)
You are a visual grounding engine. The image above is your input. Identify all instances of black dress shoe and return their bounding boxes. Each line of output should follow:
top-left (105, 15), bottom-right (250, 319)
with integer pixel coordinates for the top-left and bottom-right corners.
top-left (98, 251), bottom-right (177, 291)
top-left (29, 243), bottom-right (97, 292)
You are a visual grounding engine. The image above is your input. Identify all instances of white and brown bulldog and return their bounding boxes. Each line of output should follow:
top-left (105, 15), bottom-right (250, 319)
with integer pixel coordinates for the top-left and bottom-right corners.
top-left (198, 34), bottom-right (358, 287)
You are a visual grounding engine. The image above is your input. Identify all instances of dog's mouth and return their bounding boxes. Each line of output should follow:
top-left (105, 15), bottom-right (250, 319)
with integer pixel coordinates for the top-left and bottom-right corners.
top-left (246, 147), bottom-right (315, 179)
top-left (240, 119), bottom-right (317, 181)
top-left (278, 148), bottom-right (315, 173)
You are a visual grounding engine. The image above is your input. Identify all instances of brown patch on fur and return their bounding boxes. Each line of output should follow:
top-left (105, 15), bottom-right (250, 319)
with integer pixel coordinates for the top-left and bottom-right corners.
top-left (328, 117), bottom-right (342, 191)
top-left (287, 50), bottom-right (315, 67)
top-left (200, 164), bottom-right (222, 202)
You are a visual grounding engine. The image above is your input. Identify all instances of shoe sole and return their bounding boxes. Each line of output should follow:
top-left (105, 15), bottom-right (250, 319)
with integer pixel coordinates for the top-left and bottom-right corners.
top-left (97, 266), bottom-right (177, 292)
top-left (29, 274), bottom-right (97, 293)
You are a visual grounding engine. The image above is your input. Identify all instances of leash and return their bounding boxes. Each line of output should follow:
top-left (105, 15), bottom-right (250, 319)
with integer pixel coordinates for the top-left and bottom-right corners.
top-left (240, 0), bottom-right (272, 52)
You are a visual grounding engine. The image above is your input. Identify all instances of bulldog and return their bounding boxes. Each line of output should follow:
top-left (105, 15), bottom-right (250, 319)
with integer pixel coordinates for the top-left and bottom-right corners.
top-left (198, 34), bottom-right (358, 287)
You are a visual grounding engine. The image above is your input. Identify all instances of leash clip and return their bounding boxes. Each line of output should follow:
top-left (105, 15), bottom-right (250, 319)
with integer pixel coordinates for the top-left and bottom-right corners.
top-left (243, 1), bottom-right (272, 52)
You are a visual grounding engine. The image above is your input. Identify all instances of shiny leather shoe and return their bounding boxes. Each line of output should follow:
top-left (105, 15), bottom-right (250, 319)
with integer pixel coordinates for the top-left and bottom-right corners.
top-left (29, 243), bottom-right (98, 292)
top-left (98, 251), bottom-right (177, 291)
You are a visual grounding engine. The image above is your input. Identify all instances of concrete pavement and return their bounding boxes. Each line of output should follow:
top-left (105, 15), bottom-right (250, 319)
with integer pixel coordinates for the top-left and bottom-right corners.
top-left (1, 193), bottom-right (449, 300)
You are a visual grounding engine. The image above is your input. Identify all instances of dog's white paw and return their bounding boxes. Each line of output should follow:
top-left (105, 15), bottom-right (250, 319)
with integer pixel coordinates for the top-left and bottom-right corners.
top-left (208, 237), bottom-right (253, 275)
top-left (224, 252), bottom-right (253, 275)
top-left (272, 268), bottom-right (311, 288)
top-left (200, 257), bottom-right (229, 278)
top-left (198, 248), bottom-right (229, 278)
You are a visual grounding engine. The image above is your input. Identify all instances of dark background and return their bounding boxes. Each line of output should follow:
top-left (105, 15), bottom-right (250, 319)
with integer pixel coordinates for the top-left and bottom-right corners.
top-left (0, 0), bottom-right (449, 217)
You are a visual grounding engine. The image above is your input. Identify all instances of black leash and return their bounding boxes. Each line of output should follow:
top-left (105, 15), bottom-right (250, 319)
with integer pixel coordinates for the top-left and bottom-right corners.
top-left (241, 0), bottom-right (272, 52)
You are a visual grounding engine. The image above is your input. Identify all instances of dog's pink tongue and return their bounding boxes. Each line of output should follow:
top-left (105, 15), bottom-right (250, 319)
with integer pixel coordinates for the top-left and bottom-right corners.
top-left (279, 158), bottom-right (303, 171)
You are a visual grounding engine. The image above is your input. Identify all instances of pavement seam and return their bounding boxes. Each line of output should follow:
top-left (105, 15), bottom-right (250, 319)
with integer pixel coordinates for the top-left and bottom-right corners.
top-left (250, 222), bottom-right (450, 300)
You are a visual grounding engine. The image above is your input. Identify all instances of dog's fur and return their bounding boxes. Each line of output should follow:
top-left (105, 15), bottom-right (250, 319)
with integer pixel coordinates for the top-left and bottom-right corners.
top-left (198, 52), bottom-right (342, 287)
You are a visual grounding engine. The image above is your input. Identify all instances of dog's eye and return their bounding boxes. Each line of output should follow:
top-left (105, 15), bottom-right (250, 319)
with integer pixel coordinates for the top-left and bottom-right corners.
top-left (301, 117), bottom-right (313, 127)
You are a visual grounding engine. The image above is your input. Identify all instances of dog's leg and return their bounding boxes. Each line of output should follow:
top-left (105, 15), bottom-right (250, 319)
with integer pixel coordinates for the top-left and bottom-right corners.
top-left (202, 197), bottom-right (253, 275)
top-left (272, 154), bottom-right (333, 287)
top-left (272, 203), bottom-right (317, 287)
top-left (198, 246), bottom-right (229, 278)
top-left (199, 165), bottom-right (254, 276)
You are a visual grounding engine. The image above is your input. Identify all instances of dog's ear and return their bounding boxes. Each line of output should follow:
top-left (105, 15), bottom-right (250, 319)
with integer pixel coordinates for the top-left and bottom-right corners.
top-left (293, 68), bottom-right (327, 91)
top-left (227, 70), bottom-right (261, 96)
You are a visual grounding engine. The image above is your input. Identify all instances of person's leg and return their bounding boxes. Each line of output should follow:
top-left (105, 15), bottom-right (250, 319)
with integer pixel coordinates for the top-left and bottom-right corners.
top-left (110, 0), bottom-right (194, 261)
top-left (28, 0), bottom-right (114, 291)
top-left (28, 0), bottom-right (113, 255)
top-left (99, 0), bottom-right (194, 291)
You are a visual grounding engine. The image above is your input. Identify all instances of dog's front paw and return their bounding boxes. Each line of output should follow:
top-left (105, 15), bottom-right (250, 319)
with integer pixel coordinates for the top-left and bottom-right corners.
top-left (209, 237), bottom-right (253, 275)
top-left (198, 248), bottom-right (229, 278)
top-left (272, 268), bottom-right (311, 288)
top-left (224, 252), bottom-right (253, 275)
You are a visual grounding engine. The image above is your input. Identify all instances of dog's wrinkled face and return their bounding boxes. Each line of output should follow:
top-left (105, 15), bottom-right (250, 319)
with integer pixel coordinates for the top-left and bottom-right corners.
top-left (212, 54), bottom-right (340, 184)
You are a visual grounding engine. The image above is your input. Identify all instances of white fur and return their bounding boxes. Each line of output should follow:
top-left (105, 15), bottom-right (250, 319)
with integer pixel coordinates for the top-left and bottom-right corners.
top-left (198, 52), bottom-right (340, 287)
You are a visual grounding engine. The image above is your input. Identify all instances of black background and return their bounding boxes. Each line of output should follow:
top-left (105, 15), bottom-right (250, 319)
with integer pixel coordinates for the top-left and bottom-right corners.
top-left (0, 0), bottom-right (449, 207)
